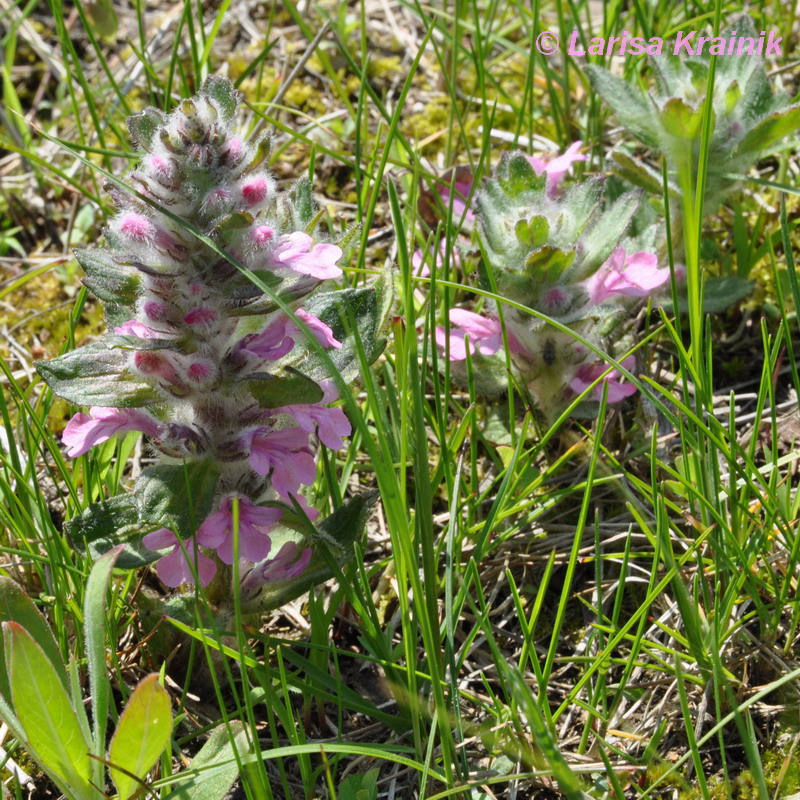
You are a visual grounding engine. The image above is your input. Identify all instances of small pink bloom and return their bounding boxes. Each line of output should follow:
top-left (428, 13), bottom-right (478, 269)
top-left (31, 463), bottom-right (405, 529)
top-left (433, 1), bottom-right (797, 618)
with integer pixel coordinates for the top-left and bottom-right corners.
top-left (143, 301), bottom-right (171, 322)
top-left (62, 406), bottom-right (163, 457)
top-left (203, 188), bottom-right (233, 214)
top-left (243, 541), bottom-right (313, 592)
top-left (569, 356), bottom-right (637, 403)
top-left (114, 320), bottom-right (161, 339)
top-left (119, 212), bottom-right (155, 242)
top-left (183, 307), bottom-right (217, 327)
top-left (439, 179), bottom-right (475, 221)
top-left (528, 141), bottom-right (586, 195)
top-left (142, 528), bottom-right (216, 587)
top-left (584, 248), bottom-right (669, 305)
top-left (286, 309), bottom-right (343, 350)
top-left (241, 176), bottom-right (271, 206)
top-left (271, 232), bottom-right (343, 280)
top-left (197, 495), bottom-right (282, 565)
top-left (244, 427), bottom-right (317, 499)
top-left (186, 360), bottom-right (215, 383)
top-left (133, 351), bottom-right (184, 389)
top-left (148, 156), bottom-right (172, 176)
top-left (251, 224), bottom-right (276, 248)
top-left (435, 309), bottom-right (520, 361)
top-left (270, 394), bottom-right (351, 450)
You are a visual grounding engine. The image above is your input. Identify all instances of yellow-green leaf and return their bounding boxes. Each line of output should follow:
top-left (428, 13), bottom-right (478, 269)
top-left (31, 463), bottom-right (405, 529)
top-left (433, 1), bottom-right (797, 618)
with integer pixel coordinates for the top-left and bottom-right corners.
top-left (109, 674), bottom-right (172, 800)
top-left (5, 622), bottom-right (92, 793)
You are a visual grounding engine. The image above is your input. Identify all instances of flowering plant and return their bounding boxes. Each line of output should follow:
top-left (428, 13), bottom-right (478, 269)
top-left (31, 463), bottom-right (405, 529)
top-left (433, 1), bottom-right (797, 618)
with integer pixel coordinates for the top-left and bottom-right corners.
top-left (37, 77), bottom-right (387, 609)
top-left (585, 15), bottom-right (800, 211)
top-left (438, 149), bottom-right (669, 418)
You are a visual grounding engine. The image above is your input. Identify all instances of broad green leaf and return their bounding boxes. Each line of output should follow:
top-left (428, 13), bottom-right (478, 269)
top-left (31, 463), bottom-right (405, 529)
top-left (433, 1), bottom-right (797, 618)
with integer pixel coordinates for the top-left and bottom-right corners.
top-left (65, 493), bottom-right (144, 563)
top-left (202, 75), bottom-right (239, 122)
top-left (660, 97), bottom-right (707, 140)
top-left (75, 249), bottom-right (139, 305)
top-left (0, 577), bottom-right (66, 699)
top-left (584, 65), bottom-right (660, 147)
top-left (35, 343), bottom-right (161, 407)
top-left (84, 548), bottom-right (124, 770)
top-left (292, 284), bottom-right (389, 382)
top-left (737, 105), bottom-right (800, 157)
top-left (109, 674), bottom-right (172, 800)
top-left (126, 107), bottom-right (166, 151)
top-left (568, 190), bottom-right (641, 281)
top-left (136, 461), bottom-right (220, 539)
top-left (163, 722), bottom-right (250, 800)
top-left (245, 367), bottom-right (323, 408)
top-left (4, 622), bottom-right (92, 794)
top-left (339, 768), bottom-right (379, 800)
top-left (495, 151), bottom-right (542, 199)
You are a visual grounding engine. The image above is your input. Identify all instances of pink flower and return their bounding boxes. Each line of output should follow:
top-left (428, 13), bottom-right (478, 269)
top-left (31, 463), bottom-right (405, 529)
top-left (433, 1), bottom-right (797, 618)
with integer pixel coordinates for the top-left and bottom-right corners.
top-left (243, 427), bottom-right (317, 499)
top-left (62, 407), bottom-right (164, 457)
top-left (238, 310), bottom-right (342, 361)
top-left (237, 317), bottom-right (296, 361)
top-left (142, 528), bottom-right (216, 587)
top-left (196, 495), bottom-right (283, 565)
top-left (584, 248), bottom-right (670, 305)
top-left (435, 309), bottom-right (520, 361)
top-left (271, 232), bottom-right (343, 280)
top-left (439, 179), bottom-right (475, 222)
top-left (569, 356), bottom-right (637, 403)
top-left (114, 320), bottom-right (161, 338)
top-left (243, 541), bottom-right (313, 592)
top-left (119, 212), bottom-right (156, 242)
top-left (286, 309), bottom-right (343, 350)
top-left (270, 382), bottom-right (350, 450)
top-left (528, 141), bottom-right (586, 195)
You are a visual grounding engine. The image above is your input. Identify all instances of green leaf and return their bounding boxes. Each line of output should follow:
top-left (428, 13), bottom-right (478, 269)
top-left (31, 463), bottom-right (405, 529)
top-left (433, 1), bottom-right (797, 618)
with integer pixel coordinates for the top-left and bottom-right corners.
top-left (523, 246), bottom-right (574, 284)
top-left (35, 342), bottom-right (161, 407)
top-left (162, 722), bottom-right (250, 800)
top-left (662, 276), bottom-right (754, 314)
top-left (339, 768), bottom-right (380, 800)
top-left (515, 216), bottom-right (549, 248)
top-left (127, 107), bottom-right (166, 151)
top-left (75, 249), bottom-right (139, 305)
top-left (109, 674), bottom-right (173, 800)
top-left (737, 105), bottom-right (800, 157)
top-left (137, 461), bottom-right (221, 540)
top-left (84, 0), bottom-right (118, 40)
top-left (84, 547), bottom-right (124, 770)
top-left (245, 367), bottom-right (323, 408)
top-left (291, 177), bottom-right (315, 229)
top-left (495, 151), bottom-right (542, 199)
top-left (568, 190), bottom-right (641, 280)
top-left (584, 65), bottom-right (660, 147)
top-left (202, 75), bottom-right (240, 122)
top-left (611, 152), bottom-right (672, 196)
top-left (660, 97), bottom-right (706, 140)
top-left (0, 577), bottom-right (67, 701)
top-left (66, 493), bottom-right (142, 560)
top-left (292, 283), bottom-right (390, 382)
top-left (4, 622), bottom-right (92, 795)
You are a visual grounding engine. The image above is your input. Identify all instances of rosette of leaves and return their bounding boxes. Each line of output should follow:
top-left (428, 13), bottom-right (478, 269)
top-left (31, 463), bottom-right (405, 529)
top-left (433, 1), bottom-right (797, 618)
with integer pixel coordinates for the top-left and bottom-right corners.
top-left (585, 15), bottom-right (800, 211)
top-left (36, 77), bottom-right (389, 610)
